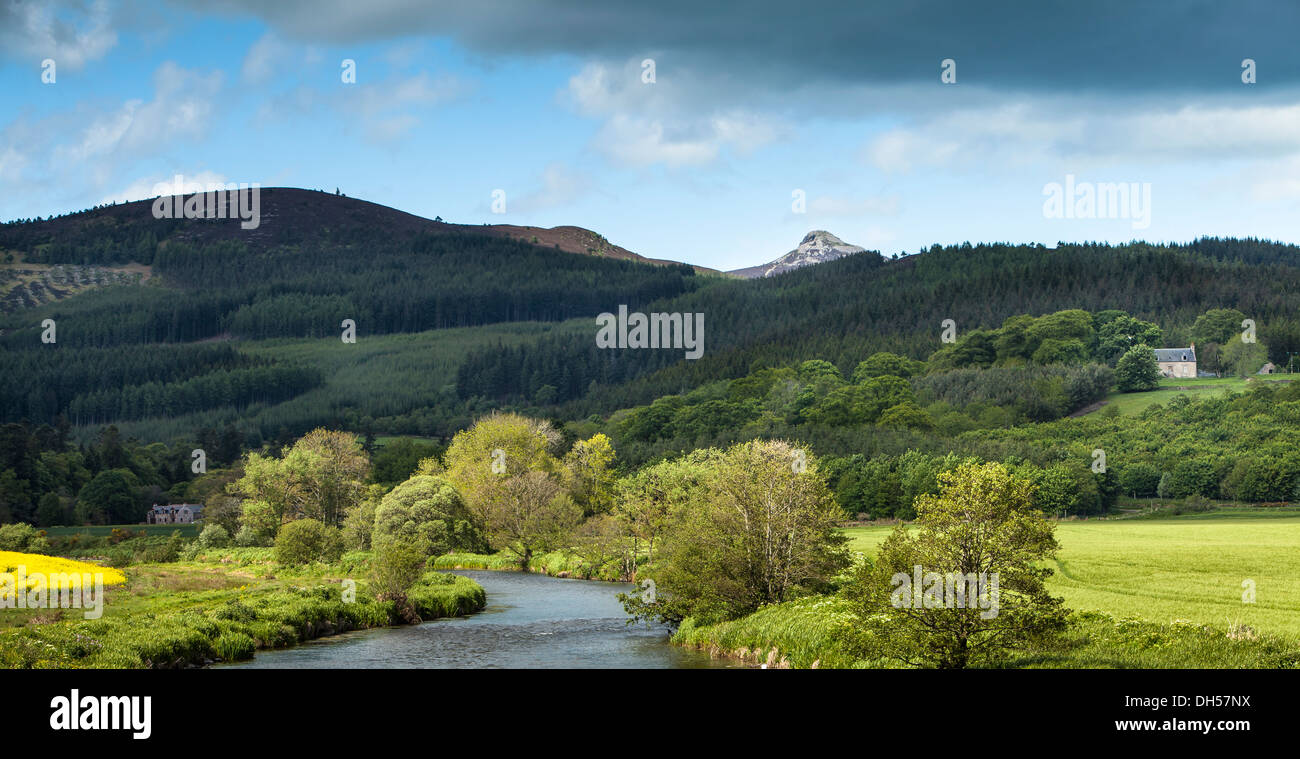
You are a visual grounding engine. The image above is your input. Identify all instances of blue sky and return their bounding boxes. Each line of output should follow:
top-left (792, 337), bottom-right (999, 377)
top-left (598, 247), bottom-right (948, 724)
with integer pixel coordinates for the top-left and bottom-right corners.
top-left (2, 1), bottom-right (1299, 271)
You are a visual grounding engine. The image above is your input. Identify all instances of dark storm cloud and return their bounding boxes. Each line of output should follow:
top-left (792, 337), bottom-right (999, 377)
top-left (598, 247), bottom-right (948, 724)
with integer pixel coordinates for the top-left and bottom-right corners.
top-left (182, 0), bottom-right (1298, 91)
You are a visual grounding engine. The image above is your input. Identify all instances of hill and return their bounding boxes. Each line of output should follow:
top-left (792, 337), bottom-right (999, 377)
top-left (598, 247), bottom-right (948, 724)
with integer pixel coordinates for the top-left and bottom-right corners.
top-left (4, 186), bottom-right (1300, 450)
top-left (728, 230), bottom-right (867, 278)
top-left (0, 187), bottom-right (712, 272)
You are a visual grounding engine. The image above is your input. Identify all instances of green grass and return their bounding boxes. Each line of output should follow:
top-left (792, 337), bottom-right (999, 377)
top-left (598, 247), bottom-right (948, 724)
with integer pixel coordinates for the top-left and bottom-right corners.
top-left (0, 549), bottom-right (486, 668)
top-left (433, 550), bottom-right (632, 582)
top-left (675, 598), bottom-right (1298, 669)
top-left (673, 596), bottom-right (861, 668)
top-left (43, 524), bottom-right (201, 538)
top-left (843, 507), bottom-right (1300, 639)
top-left (1093, 376), bottom-right (1257, 416)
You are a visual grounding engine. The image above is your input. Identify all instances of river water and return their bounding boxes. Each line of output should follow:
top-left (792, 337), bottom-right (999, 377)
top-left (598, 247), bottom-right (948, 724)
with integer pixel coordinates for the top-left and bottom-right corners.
top-left (223, 570), bottom-right (732, 669)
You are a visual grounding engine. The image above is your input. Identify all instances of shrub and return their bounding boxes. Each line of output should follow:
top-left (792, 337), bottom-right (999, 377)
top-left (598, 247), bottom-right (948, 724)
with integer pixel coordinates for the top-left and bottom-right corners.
top-left (138, 531), bottom-right (185, 563)
top-left (274, 519), bottom-right (344, 566)
top-left (234, 525), bottom-right (263, 547)
top-left (197, 523), bottom-right (231, 549)
top-left (369, 540), bottom-right (427, 623)
top-left (0, 523), bottom-right (41, 551)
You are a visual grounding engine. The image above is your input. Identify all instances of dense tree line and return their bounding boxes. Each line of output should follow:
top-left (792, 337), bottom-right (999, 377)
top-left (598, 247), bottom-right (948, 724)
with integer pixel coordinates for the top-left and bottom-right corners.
top-left (0, 421), bottom-right (240, 526)
top-left (65, 364), bottom-right (321, 424)
top-left (462, 240), bottom-right (1300, 416)
top-left (0, 234), bottom-right (701, 347)
top-left (0, 343), bottom-right (319, 426)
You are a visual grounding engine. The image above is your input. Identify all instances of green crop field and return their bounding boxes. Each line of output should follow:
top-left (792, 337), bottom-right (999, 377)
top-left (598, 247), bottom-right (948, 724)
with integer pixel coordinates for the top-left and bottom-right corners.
top-left (843, 508), bottom-right (1300, 639)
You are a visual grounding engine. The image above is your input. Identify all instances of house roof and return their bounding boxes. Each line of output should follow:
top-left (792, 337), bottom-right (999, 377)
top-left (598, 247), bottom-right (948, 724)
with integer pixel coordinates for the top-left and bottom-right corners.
top-left (1154, 347), bottom-right (1196, 362)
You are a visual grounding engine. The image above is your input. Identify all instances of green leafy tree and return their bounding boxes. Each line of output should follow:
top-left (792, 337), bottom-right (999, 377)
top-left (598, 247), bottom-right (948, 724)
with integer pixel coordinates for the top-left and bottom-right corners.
top-left (842, 462), bottom-right (1068, 668)
top-left (626, 439), bottom-right (849, 625)
top-left (371, 437), bottom-right (442, 485)
top-left (444, 412), bottom-right (562, 524)
top-left (563, 433), bottom-right (618, 516)
top-left (76, 469), bottom-right (141, 524)
top-left (616, 451), bottom-right (717, 565)
top-left (372, 474), bottom-right (486, 558)
top-left (369, 539), bottom-right (428, 624)
top-left (36, 492), bottom-right (66, 527)
top-left (1115, 344), bottom-right (1161, 392)
top-left (1096, 314), bottom-right (1162, 365)
top-left (852, 352), bottom-right (923, 381)
top-left (481, 470), bottom-right (581, 568)
top-left (1191, 308), bottom-right (1249, 346)
top-left (1118, 462), bottom-right (1162, 498)
top-left (273, 518), bottom-right (344, 566)
top-left (1220, 335), bottom-right (1269, 377)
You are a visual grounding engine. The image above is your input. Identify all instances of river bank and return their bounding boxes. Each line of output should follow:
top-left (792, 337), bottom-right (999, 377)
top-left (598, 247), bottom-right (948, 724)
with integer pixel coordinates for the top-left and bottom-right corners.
top-left (223, 570), bottom-right (731, 669)
top-left (432, 550), bottom-right (632, 581)
top-left (0, 549), bottom-right (485, 669)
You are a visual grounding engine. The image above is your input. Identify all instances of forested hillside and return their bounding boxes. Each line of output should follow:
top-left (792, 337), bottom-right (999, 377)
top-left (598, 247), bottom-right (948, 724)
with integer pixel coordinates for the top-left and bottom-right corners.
top-left (467, 238), bottom-right (1300, 414)
top-left (3, 190), bottom-right (1300, 454)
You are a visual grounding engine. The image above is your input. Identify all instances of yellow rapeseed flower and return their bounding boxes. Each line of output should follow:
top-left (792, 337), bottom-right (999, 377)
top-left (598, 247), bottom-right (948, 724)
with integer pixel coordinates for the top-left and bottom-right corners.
top-left (0, 551), bottom-right (127, 589)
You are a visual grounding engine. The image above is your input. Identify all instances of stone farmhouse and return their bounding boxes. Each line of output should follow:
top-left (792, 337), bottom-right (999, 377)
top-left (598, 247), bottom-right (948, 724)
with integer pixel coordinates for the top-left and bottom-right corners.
top-left (1154, 345), bottom-right (1196, 378)
top-left (145, 503), bottom-right (204, 525)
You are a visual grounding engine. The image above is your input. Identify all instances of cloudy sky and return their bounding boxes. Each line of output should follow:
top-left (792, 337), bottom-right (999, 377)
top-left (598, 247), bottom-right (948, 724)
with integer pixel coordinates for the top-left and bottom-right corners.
top-left (1, 0), bottom-right (1298, 270)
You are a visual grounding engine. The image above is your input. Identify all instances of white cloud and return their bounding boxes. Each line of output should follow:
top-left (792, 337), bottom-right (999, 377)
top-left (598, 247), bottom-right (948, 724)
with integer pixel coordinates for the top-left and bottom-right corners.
top-left (54, 62), bottom-right (223, 165)
top-left (0, 0), bottom-right (117, 70)
top-left (257, 72), bottom-right (472, 143)
top-left (862, 98), bottom-right (1300, 175)
top-left (807, 194), bottom-right (899, 217)
top-left (511, 163), bottom-right (594, 214)
top-left (241, 33), bottom-right (289, 84)
top-left (566, 61), bottom-right (783, 167)
top-left (101, 171), bottom-right (232, 205)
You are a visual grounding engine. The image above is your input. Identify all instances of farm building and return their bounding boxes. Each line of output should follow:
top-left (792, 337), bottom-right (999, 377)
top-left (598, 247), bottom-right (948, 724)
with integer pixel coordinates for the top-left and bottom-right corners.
top-left (145, 503), bottom-right (204, 525)
top-left (1154, 345), bottom-right (1196, 379)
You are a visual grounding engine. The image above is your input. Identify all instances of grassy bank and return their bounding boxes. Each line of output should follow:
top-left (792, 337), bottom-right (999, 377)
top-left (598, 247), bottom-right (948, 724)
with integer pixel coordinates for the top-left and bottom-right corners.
top-left (674, 599), bottom-right (1300, 669)
top-left (676, 507), bottom-right (1300, 668)
top-left (432, 550), bottom-right (633, 582)
top-left (0, 548), bottom-right (485, 669)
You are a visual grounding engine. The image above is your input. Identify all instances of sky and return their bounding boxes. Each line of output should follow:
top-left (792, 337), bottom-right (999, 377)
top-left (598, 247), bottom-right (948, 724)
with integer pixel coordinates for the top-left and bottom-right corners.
top-left (1, 0), bottom-right (1299, 271)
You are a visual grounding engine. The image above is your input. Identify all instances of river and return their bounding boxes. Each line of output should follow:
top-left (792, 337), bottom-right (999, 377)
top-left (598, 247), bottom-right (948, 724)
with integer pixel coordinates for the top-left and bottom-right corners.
top-left (221, 570), bottom-right (733, 669)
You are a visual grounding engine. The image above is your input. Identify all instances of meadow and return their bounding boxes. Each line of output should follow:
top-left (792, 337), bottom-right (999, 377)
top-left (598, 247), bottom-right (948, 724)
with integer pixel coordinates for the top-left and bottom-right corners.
top-left (1092, 376), bottom-right (1261, 416)
top-left (673, 508), bottom-right (1300, 669)
top-left (845, 507), bottom-right (1300, 638)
